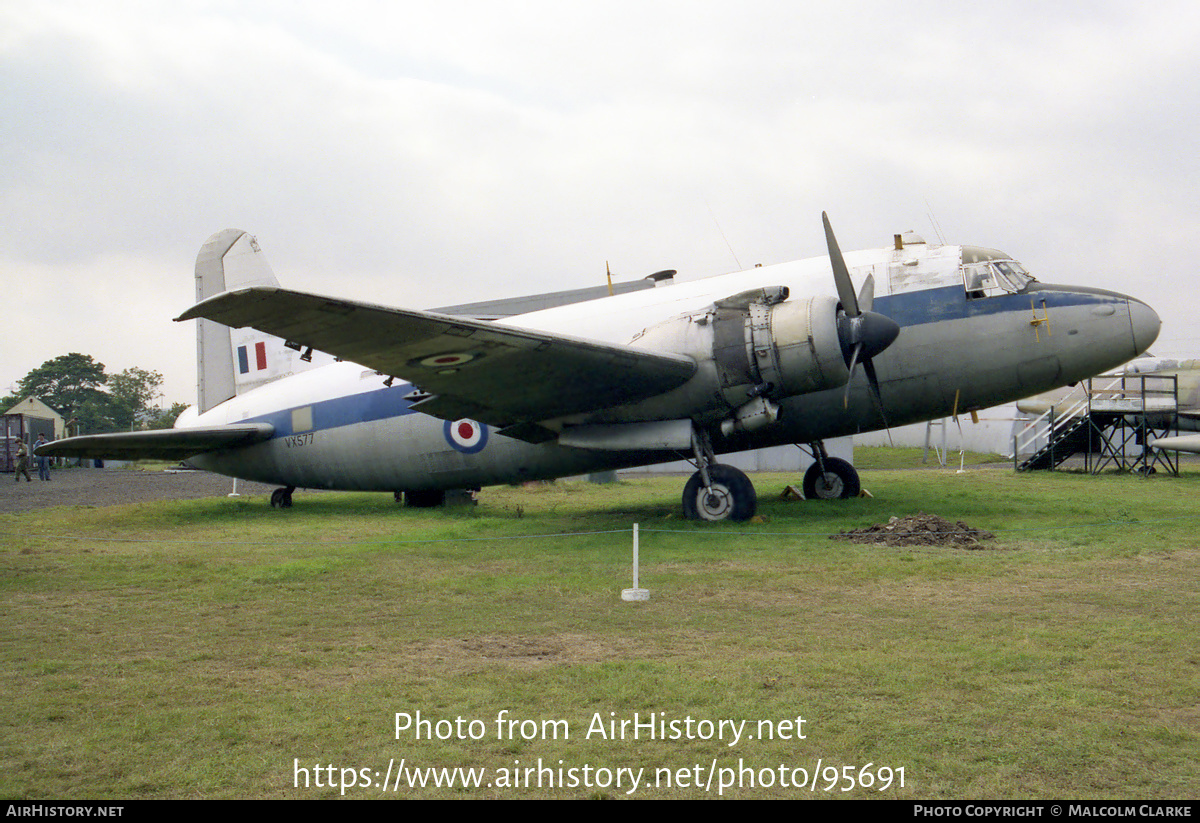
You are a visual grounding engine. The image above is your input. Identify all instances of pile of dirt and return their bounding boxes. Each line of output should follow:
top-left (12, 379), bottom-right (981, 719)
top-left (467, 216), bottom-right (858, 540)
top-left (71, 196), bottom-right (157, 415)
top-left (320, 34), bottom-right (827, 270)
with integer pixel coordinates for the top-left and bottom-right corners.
top-left (831, 512), bottom-right (996, 548)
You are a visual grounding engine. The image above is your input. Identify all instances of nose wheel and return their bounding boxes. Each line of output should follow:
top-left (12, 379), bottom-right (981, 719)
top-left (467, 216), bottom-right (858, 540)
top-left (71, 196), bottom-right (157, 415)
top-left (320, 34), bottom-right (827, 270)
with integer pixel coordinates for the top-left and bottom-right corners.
top-left (270, 486), bottom-right (295, 508)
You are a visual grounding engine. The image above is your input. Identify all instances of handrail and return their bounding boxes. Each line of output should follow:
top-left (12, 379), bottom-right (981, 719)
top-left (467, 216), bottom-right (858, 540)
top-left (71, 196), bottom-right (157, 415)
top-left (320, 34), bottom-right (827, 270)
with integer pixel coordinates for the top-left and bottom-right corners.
top-left (1013, 373), bottom-right (1180, 471)
top-left (1013, 378), bottom-right (1120, 458)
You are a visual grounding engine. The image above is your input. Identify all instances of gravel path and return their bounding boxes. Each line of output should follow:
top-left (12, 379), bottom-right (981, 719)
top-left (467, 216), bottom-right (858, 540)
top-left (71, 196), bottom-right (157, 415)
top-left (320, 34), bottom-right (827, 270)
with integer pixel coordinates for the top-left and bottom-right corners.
top-left (0, 468), bottom-right (278, 515)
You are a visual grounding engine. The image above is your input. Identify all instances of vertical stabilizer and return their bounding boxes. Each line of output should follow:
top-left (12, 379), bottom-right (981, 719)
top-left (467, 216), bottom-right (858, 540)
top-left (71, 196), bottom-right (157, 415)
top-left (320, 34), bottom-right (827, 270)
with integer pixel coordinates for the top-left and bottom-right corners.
top-left (194, 230), bottom-right (330, 413)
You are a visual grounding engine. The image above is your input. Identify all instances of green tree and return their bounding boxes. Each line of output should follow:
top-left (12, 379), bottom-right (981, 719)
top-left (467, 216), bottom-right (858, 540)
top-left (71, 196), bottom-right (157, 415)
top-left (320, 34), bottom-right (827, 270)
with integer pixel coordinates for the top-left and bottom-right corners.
top-left (14, 355), bottom-right (174, 434)
top-left (15, 353), bottom-right (108, 420)
top-left (107, 367), bottom-right (164, 430)
top-left (145, 401), bottom-right (189, 430)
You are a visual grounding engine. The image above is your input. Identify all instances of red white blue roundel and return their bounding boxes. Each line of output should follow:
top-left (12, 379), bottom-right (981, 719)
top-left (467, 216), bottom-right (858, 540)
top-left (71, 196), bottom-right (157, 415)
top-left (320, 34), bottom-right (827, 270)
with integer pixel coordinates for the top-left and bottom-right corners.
top-left (444, 419), bottom-right (488, 454)
top-left (417, 351), bottom-right (479, 370)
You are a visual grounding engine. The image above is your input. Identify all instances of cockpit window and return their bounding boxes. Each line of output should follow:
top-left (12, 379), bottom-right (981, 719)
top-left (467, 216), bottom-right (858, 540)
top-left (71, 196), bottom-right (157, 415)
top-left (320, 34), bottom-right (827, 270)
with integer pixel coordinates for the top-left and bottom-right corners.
top-left (994, 261), bottom-right (1033, 289)
top-left (961, 254), bottom-right (1034, 299)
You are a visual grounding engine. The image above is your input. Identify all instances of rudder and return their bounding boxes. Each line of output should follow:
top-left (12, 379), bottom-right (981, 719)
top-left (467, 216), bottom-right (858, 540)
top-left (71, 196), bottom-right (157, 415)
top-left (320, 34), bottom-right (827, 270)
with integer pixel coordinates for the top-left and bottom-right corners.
top-left (192, 230), bottom-right (327, 412)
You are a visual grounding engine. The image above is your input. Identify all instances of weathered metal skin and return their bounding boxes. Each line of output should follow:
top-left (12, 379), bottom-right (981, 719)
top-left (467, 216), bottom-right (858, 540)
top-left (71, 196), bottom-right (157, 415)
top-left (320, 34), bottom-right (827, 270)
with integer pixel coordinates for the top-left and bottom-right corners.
top-left (190, 256), bottom-right (1159, 493)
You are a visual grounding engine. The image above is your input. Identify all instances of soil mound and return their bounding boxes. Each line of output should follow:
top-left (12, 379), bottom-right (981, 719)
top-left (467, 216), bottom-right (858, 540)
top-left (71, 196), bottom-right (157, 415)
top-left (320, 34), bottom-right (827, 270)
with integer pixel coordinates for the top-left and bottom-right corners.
top-left (831, 512), bottom-right (996, 548)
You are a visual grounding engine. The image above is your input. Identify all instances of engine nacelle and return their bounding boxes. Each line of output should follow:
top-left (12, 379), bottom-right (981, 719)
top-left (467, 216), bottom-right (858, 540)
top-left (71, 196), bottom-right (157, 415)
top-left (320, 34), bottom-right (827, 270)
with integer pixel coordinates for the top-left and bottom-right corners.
top-left (743, 294), bottom-right (850, 398)
top-left (628, 289), bottom-right (850, 424)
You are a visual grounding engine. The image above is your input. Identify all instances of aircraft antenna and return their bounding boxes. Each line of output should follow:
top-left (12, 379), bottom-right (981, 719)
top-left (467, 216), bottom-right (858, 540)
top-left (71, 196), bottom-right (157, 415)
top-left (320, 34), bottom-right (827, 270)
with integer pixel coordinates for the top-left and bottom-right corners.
top-left (924, 198), bottom-right (947, 245)
top-left (705, 199), bottom-right (742, 270)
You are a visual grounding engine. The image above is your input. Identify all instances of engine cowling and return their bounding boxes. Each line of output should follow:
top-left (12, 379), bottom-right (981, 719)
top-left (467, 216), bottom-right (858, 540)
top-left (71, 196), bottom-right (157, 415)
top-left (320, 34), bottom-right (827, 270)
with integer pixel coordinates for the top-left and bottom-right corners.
top-left (627, 287), bottom-right (852, 426)
top-left (743, 293), bottom-right (850, 397)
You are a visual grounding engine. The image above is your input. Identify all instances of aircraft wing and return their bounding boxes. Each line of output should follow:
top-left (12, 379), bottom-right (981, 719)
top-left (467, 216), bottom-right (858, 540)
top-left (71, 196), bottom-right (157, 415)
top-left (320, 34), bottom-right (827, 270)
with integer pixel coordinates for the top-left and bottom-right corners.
top-left (1148, 434), bottom-right (1200, 454)
top-left (177, 287), bottom-right (697, 436)
top-left (35, 424), bottom-right (275, 462)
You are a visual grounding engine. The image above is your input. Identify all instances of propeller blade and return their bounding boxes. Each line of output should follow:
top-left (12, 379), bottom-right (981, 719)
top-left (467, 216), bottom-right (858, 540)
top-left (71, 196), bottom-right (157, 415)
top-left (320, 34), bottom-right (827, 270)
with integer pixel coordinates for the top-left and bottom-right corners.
top-left (862, 358), bottom-right (894, 445)
top-left (843, 342), bottom-right (862, 408)
top-left (823, 212), bottom-right (859, 317)
top-left (823, 213), bottom-right (895, 439)
top-left (858, 273), bottom-right (875, 313)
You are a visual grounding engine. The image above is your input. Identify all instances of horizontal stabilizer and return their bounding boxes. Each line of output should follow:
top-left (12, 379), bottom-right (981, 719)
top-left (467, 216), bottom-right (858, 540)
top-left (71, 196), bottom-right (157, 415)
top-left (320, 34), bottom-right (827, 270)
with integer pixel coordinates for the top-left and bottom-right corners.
top-left (35, 424), bottom-right (275, 461)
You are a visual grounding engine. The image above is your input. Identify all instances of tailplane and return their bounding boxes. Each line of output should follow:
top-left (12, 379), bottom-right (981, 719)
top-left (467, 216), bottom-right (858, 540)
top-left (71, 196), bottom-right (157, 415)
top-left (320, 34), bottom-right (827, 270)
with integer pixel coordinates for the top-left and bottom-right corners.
top-left (193, 230), bottom-right (330, 412)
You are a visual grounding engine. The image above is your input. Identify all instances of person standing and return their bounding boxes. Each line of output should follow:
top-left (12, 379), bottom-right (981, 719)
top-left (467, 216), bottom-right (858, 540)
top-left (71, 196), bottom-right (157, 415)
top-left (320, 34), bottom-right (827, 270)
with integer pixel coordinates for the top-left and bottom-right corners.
top-left (14, 440), bottom-right (31, 482)
top-left (35, 434), bottom-right (50, 481)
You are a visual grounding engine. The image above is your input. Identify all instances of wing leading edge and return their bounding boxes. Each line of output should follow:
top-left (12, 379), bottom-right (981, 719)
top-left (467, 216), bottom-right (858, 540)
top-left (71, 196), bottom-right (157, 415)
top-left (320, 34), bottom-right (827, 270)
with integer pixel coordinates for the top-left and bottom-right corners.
top-left (35, 424), bottom-right (275, 462)
top-left (177, 287), bottom-right (697, 433)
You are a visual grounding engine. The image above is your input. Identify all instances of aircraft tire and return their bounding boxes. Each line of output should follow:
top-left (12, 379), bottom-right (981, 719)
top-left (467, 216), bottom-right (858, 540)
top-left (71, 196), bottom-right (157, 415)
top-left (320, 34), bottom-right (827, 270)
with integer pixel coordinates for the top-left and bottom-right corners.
top-left (270, 487), bottom-right (294, 508)
top-left (404, 489), bottom-right (446, 508)
top-left (802, 458), bottom-right (860, 500)
top-left (682, 464), bottom-right (757, 522)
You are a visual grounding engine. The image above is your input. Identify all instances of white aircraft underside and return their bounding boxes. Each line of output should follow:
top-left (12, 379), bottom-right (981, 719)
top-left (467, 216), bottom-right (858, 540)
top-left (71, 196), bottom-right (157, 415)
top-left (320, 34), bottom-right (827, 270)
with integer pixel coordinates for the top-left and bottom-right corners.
top-left (41, 216), bottom-right (1161, 520)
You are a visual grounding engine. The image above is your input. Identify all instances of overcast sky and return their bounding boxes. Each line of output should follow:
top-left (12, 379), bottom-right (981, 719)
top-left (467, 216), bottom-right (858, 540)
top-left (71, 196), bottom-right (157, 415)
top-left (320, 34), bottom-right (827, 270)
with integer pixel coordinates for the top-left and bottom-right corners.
top-left (4, 0), bottom-right (1198, 406)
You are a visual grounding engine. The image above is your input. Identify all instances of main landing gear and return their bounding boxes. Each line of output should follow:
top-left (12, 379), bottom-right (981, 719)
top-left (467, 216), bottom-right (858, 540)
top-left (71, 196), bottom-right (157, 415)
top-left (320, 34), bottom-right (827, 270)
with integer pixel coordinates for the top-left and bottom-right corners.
top-left (270, 485), bottom-right (296, 508)
top-left (400, 489), bottom-right (447, 508)
top-left (680, 436), bottom-right (863, 521)
top-left (682, 464), bottom-right (757, 521)
top-left (802, 441), bottom-right (861, 500)
top-left (682, 429), bottom-right (758, 522)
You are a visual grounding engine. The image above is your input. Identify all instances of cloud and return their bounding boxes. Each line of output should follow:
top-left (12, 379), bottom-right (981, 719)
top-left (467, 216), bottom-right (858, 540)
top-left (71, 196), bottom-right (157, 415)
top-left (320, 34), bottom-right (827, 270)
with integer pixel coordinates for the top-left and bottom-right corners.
top-left (3, 1), bottom-right (1199, 401)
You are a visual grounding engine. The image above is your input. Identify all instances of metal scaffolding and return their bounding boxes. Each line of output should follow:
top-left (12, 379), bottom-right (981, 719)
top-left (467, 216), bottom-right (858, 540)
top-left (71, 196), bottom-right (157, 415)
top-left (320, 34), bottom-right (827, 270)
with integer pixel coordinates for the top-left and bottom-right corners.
top-left (1014, 374), bottom-right (1179, 475)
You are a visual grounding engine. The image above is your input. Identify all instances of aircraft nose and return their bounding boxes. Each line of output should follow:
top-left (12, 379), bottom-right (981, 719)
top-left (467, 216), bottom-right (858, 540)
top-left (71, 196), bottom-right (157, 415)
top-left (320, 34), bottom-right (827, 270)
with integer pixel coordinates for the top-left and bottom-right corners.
top-left (1128, 297), bottom-right (1161, 356)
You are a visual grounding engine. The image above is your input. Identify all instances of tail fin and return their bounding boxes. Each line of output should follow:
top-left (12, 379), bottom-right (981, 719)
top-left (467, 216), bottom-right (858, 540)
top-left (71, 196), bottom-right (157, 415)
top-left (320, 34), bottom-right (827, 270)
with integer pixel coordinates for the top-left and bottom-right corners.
top-left (193, 230), bottom-right (329, 412)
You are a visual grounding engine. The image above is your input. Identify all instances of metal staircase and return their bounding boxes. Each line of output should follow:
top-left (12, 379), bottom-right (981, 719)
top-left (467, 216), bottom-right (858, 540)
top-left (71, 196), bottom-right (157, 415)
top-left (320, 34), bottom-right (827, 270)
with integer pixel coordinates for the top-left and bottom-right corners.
top-left (1014, 374), bottom-right (1179, 474)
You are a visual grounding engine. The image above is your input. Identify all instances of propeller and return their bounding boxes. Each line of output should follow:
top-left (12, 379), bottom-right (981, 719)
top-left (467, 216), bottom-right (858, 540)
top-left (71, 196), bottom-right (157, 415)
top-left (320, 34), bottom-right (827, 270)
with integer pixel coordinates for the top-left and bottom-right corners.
top-left (822, 212), bottom-right (900, 421)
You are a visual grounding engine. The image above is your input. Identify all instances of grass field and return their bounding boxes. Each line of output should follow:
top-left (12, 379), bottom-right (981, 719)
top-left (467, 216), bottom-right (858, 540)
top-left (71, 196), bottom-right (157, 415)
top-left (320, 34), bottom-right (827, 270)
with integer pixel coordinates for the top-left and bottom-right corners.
top-left (1, 463), bottom-right (1196, 799)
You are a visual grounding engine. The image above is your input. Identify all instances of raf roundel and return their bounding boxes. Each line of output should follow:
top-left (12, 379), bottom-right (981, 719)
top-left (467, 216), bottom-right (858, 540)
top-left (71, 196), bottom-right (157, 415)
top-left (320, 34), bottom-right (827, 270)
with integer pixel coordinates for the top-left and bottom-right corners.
top-left (417, 352), bottom-right (479, 371)
top-left (444, 419), bottom-right (488, 454)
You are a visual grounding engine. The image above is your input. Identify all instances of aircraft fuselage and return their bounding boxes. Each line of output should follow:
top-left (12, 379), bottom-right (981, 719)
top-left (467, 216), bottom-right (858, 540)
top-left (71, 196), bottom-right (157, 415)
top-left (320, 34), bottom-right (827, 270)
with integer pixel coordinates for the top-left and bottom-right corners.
top-left (185, 241), bottom-right (1159, 495)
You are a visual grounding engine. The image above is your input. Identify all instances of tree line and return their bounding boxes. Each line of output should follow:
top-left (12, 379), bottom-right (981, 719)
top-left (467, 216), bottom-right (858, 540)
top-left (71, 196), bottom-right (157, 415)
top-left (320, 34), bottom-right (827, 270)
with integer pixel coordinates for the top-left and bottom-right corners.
top-left (3, 353), bottom-right (188, 434)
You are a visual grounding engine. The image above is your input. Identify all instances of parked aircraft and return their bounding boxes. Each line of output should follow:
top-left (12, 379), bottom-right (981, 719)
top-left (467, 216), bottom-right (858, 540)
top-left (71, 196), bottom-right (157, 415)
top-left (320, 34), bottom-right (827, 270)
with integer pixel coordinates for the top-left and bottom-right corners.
top-left (1128, 359), bottom-right (1200, 455)
top-left (1017, 358), bottom-right (1200, 425)
top-left (1015, 357), bottom-right (1200, 458)
top-left (38, 215), bottom-right (1161, 520)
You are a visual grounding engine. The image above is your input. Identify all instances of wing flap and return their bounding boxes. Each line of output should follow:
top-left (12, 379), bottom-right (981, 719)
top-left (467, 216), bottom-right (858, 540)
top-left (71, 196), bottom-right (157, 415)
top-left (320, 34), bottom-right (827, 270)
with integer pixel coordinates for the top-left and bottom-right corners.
top-left (177, 287), bottom-right (696, 428)
top-left (35, 424), bottom-right (275, 462)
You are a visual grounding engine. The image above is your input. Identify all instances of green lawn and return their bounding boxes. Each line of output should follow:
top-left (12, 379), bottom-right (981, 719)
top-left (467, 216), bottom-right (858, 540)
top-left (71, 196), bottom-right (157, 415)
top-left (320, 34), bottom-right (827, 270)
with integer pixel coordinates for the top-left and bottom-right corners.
top-left (1, 466), bottom-right (1196, 799)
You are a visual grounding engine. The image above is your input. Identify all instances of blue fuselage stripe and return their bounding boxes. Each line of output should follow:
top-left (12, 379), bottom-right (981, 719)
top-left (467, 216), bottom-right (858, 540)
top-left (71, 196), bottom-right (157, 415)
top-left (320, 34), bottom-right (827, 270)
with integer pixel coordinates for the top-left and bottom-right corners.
top-left (247, 285), bottom-right (1118, 440)
top-left (249, 383), bottom-right (418, 438)
top-left (874, 284), bottom-right (1122, 327)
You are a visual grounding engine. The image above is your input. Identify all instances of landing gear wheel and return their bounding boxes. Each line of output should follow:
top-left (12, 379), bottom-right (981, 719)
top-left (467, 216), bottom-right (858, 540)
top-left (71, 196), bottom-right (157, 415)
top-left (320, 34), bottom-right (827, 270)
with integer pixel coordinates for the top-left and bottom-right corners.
top-left (404, 489), bottom-right (446, 508)
top-left (270, 486), bottom-right (295, 508)
top-left (682, 464), bottom-right (757, 521)
top-left (802, 458), bottom-right (860, 500)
